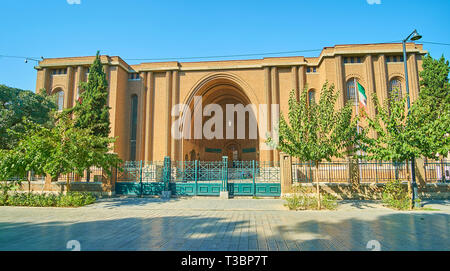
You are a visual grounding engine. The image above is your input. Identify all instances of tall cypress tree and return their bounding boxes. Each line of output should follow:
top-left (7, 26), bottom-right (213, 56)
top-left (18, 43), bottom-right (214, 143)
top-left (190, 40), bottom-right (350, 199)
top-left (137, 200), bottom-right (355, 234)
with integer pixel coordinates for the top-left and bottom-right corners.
top-left (74, 51), bottom-right (110, 137)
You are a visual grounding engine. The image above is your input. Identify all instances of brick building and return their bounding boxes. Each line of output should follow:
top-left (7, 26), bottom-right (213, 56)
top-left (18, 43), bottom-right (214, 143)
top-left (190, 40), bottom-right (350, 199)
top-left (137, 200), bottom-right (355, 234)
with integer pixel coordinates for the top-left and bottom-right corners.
top-left (35, 43), bottom-right (426, 164)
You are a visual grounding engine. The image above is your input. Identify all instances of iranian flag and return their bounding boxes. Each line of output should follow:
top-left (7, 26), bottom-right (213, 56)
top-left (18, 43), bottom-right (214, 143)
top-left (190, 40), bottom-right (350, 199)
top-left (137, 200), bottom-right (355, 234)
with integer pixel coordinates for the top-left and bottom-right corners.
top-left (356, 81), bottom-right (367, 112)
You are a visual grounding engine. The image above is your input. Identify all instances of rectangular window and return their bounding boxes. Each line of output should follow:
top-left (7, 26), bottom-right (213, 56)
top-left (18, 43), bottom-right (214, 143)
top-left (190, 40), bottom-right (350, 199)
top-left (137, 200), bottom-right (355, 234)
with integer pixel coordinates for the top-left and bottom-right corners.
top-left (128, 73), bottom-right (140, 80)
top-left (51, 68), bottom-right (67, 75)
top-left (130, 95), bottom-right (138, 161)
top-left (386, 56), bottom-right (403, 63)
top-left (306, 67), bottom-right (311, 73)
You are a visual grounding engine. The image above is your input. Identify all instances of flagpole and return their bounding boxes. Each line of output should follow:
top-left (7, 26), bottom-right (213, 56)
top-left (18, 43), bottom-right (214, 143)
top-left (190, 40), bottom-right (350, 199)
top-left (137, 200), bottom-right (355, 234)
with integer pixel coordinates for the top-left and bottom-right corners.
top-left (353, 77), bottom-right (359, 134)
top-left (354, 78), bottom-right (360, 135)
top-left (354, 78), bottom-right (363, 179)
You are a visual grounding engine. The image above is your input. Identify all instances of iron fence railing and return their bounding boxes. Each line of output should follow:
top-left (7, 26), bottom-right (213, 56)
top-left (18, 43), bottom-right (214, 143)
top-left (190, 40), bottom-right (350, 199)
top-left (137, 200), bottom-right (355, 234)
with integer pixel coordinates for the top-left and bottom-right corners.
top-left (424, 160), bottom-right (450, 183)
top-left (8, 158), bottom-right (447, 187)
top-left (292, 160), bottom-right (430, 184)
top-left (4, 167), bottom-right (105, 184)
top-left (292, 161), bottom-right (349, 183)
top-left (56, 166), bottom-right (106, 183)
top-left (117, 161), bottom-right (164, 183)
top-left (256, 161), bottom-right (280, 183)
top-left (117, 159), bottom-right (281, 184)
top-left (359, 161), bottom-right (409, 183)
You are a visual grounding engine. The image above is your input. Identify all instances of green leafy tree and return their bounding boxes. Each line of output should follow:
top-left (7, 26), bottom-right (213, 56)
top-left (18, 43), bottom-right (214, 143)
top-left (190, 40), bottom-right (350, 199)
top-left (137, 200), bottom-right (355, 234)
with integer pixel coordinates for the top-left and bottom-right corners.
top-left (409, 54), bottom-right (450, 162)
top-left (0, 116), bottom-right (121, 193)
top-left (362, 55), bottom-right (450, 209)
top-left (0, 85), bottom-right (56, 150)
top-left (269, 82), bottom-right (359, 209)
top-left (71, 51), bottom-right (110, 137)
top-left (361, 91), bottom-right (420, 210)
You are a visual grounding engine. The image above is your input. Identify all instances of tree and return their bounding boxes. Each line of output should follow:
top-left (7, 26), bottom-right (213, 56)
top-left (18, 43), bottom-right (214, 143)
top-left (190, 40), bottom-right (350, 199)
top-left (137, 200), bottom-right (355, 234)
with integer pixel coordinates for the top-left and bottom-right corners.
top-left (409, 54), bottom-right (450, 162)
top-left (0, 85), bottom-right (56, 150)
top-left (269, 82), bottom-right (359, 209)
top-left (360, 91), bottom-right (420, 210)
top-left (71, 51), bottom-right (110, 137)
top-left (362, 55), bottom-right (450, 210)
top-left (0, 116), bottom-right (121, 193)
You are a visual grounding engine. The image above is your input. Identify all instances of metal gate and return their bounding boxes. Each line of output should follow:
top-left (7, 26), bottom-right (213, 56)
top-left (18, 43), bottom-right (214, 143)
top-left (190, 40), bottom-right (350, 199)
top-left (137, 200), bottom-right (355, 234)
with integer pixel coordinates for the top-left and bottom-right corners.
top-left (116, 156), bottom-right (280, 197)
top-left (115, 160), bottom-right (167, 196)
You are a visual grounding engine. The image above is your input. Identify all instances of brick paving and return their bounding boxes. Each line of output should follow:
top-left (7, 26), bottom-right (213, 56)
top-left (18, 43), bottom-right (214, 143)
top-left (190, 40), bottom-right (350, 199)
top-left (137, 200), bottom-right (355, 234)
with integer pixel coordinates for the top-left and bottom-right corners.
top-left (0, 197), bottom-right (448, 251)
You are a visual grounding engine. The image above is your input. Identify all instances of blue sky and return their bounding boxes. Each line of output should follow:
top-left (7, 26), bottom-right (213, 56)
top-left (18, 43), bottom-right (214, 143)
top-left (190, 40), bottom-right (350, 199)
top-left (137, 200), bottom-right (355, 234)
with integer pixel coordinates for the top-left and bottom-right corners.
top-left (1, 0), bottom-right (449, 91)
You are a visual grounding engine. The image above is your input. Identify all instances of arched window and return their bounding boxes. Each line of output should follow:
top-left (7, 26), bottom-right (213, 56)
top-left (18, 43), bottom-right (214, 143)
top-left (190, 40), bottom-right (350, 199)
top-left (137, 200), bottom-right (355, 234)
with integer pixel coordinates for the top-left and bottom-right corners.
top-left (308, 89), bottom-right (316, 105)
top-left (346, 79), bottom-right (358, 104)
top-left (54, 90), bottom-right (64, 111)
top-left (389, 78), bottom-right (403, 100)
top-left (130, 95), bottom-right (138, 161)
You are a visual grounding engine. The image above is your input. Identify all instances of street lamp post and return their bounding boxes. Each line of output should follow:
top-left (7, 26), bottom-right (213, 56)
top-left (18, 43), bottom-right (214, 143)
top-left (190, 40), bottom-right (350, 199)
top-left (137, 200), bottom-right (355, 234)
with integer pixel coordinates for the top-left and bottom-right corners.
top-left (402, 29), bottom-right (422, 208)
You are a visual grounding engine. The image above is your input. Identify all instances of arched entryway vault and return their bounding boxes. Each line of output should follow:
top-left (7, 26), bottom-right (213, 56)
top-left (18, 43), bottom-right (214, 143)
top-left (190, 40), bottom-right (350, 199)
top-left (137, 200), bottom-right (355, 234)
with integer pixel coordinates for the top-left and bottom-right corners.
top-left (180, 73), bottom-right (260, 163)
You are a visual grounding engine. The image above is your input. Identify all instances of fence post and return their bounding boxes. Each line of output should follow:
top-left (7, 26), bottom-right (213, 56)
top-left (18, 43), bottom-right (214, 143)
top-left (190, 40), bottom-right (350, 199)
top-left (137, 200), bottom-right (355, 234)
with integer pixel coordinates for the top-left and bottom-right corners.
top-left (280, 152), bottom-right (292, 195)
top-left (109, 166), bottom-right (117, 196)
top-left (195, 160), bottom-right (198, 196)
top-left (375, 161), bottom-right (379, 183)
top-left (162, 157), bottom-right (172, 199)
top-left (252, 160), bottom-right (256, 196)
top-left (139, 160), bottom-right (143, 197)
top-left (348, 157), bottom-right (360, 187)
top-left (221, 156), bottom-right (229, 199)
top-left (414, 158), bottom-right (427, 186)
top-left (347, 158), bottom-right (352, 184)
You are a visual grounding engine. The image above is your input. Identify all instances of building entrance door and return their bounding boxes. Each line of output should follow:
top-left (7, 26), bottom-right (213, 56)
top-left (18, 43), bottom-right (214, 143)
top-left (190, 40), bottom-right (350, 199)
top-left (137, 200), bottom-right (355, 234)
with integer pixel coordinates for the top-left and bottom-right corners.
top-left (226, 144), bottom-right (239, 167)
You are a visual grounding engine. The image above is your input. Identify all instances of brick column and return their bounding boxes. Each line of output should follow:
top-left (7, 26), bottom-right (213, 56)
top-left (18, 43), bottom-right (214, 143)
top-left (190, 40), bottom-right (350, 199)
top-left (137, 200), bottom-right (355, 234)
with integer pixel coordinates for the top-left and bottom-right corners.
top-left (280, 152), bottom-right (292, 195)
top-left (291, 66), bottom-right (299, 101)
top-left (335, 55), bottom-right (345, 108)
top-left (165, 71), bottom-right (173, 157)
top-left (364, 55), bottom-right (377, 138)
top-left (378, 55), bottom-right (389, 105)
top-left (65, 66), bottom-right (74, 109)
top-left (298, 65), bottom-right (306, 100)
top-left (262, 66), bottom-right (273, 162)
top-left (144, 72), bottom-right (154, 161)
top-left (171, 70), bottom-right (180, 161)
top-left (42, 68), bottom-right (51, 94)
top-left (408, 53), bottom-right (420, 103)
top-left (271, 67), bottom-right (280, 163)
top-left (139, 72), bottom-right (147, 161)
top-left (73, 66), bottom-right (83, 105)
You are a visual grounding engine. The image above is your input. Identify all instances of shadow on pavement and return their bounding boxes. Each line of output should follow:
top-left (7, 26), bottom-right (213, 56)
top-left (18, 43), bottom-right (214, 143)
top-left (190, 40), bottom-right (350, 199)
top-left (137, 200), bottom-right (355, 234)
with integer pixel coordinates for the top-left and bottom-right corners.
top-left (0, 210), bottom-right (448, 251)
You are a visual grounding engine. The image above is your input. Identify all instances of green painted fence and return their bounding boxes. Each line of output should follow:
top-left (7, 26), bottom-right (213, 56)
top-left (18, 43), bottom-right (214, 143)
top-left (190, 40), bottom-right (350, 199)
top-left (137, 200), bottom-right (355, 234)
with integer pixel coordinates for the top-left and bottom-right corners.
top-left (115, 157), bottom-right (281, 197)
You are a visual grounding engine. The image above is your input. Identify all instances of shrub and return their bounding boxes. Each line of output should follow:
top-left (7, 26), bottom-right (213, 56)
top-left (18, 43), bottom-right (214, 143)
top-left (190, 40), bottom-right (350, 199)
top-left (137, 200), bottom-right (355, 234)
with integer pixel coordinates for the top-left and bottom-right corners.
top-left (0, 192), bottom-right (96, 207)
top-left (382, 179), bottom-right (410, 210)
top-left (284, 185), bottom-right (338, 210)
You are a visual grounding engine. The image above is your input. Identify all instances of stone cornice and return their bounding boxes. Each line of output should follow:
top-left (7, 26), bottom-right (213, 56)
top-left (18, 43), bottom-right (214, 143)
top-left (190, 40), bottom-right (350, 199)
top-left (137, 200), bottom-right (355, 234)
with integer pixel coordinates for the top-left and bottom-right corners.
top-left (315, 48), bottom-right (428, 66)
top-left (34, 45), bottom-right (428, 73)
top-left (35, 59), bottom-right (131, 72)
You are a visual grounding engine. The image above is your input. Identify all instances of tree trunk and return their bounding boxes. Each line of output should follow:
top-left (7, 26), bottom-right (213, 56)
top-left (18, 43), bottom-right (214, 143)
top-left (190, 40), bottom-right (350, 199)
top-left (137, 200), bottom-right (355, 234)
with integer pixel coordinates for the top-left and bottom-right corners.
top-left (66, 174), bottom-right (71, 193)
top-left (316, 161), bottom-right (321, 210)
top-left (406, 160), bottom-right (413, 210)
top-left (27, 171), bottom-right (31, 194)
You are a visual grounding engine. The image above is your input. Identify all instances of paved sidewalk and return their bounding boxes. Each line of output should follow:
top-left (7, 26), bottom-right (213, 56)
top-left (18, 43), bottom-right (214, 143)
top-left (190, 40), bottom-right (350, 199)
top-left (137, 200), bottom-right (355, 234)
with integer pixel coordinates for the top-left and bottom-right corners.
top-left (0, 198), bottom-right (448, 251)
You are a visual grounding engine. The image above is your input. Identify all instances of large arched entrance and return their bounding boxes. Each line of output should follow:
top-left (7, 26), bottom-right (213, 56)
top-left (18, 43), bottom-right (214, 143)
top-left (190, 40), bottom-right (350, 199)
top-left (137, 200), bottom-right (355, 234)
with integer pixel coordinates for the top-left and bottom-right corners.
top-left (181, 75), bottom-right (259, 164)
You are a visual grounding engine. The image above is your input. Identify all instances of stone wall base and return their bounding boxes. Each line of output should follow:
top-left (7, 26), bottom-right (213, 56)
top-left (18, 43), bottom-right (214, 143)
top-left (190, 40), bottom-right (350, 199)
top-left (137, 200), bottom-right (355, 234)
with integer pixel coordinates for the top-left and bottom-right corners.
top-left (16, 181), bottom-right (114, 197)
top-left (285, 183), bottom-right (450, 200)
